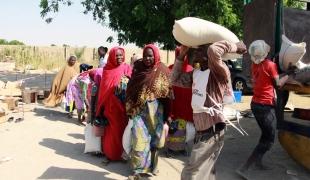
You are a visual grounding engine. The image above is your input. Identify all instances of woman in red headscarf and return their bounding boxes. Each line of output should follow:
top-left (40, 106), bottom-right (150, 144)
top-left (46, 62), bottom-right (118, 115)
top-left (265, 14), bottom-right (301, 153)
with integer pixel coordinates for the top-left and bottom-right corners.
top-left (126, 44), bottom-right (170, 179)
top-left (165, 47), bottom-right (194, 156)
top-left (96, 47), bottom-right (132, 163)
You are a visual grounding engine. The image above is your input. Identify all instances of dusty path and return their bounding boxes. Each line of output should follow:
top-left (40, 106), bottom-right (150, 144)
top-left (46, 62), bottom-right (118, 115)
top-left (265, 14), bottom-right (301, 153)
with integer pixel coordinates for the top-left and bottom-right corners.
top-left (0, 93), bottom-right (309, 180)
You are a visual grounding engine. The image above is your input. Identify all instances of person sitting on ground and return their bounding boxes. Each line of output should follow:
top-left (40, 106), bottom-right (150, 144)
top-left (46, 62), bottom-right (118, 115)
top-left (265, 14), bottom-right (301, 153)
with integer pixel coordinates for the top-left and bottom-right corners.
top-left (44, 55), bottom-right (79, 107)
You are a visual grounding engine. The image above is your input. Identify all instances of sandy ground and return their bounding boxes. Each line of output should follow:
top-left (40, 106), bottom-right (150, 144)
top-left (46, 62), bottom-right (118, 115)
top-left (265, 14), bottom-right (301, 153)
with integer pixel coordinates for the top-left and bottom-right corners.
top-left (0, 70), bottom-right (310, 180)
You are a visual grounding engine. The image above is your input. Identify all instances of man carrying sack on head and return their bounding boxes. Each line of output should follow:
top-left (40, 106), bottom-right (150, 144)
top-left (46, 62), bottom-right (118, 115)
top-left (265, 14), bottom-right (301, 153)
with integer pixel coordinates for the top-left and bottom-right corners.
top-left (171, 41), bottom-right (247, 180)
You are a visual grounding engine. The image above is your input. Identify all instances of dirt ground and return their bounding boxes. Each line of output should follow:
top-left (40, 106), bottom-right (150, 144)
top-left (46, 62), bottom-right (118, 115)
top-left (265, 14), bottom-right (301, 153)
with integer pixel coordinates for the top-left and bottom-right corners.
top-left (0, 72), bottom-right (310, 180)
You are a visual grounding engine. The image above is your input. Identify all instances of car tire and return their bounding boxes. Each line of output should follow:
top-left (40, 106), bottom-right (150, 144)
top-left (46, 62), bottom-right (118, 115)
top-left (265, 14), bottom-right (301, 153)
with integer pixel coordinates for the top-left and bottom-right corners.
top-left (233, 78), bottom-right (247, 93)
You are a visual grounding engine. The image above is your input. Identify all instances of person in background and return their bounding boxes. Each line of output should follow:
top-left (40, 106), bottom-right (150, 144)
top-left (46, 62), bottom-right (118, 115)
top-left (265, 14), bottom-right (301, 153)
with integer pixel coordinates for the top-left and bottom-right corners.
top-left (126, 44), bottom-right (170, 180)
top-left (44, 55), bottom-right (79, 107)
top-left (96, 46), bottom-right (132, 164)
top-left (171, 41), bottom-right (246, 180)
top-left (65, 64), bottom-right (93, 124)
top-left (88, 68), bottom-right (103, 124)
top-left (166, 47), bottom-right (194, 157)
top-left (130, 53), bottom-right (142, 67)
top-left (236, 40), bottom-right (294, 179)
top-left (98, 46), bottom-right (108, 68)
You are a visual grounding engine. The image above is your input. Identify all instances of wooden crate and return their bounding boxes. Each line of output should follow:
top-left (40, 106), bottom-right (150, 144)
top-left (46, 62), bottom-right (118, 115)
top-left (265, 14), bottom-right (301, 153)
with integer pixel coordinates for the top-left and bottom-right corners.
top-left (22, 90), bottom-right (38, 104)
top-left (3, 97), bottom-right (17, 110)
top-left (0, 112), bottom-right (6, 124)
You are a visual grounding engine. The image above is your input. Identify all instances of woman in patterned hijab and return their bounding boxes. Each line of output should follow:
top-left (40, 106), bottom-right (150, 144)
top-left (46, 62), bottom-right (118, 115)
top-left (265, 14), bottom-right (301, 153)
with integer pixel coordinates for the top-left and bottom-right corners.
top-left (126, 44), bottom-right (170, 179)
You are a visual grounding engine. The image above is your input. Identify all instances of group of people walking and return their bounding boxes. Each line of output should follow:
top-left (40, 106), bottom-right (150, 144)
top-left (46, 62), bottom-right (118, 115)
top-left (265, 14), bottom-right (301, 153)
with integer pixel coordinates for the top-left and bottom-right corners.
top-left (43, 38), bottom-right (294, 180)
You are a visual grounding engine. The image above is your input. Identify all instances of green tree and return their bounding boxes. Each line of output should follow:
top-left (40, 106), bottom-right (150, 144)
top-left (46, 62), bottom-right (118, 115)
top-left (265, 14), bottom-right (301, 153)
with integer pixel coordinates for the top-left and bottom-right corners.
top-left (40, 0), bottom-right (243, 49)
top-left (8, 40), bottom-right (25, 45)
top-left (284, 0), bottom-right (306, 9)
top-left (39, 0), bottom-right (306, 49)
top-left (0, 39), bottom-right (24, 45)
top-left (0, 39), bottom-right (8, 45)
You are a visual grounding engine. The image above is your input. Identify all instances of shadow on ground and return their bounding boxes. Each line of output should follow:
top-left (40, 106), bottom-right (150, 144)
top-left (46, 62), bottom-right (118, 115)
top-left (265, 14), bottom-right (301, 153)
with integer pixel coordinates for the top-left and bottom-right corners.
top-left (34, 106), bottom-right (83, 126)
top-left (218, 117), bottom-right (310, 180)
top-left (39, 138), bottom-right (131, 178)
top-left (68, 133), bottom-right (84, 140)
top-left (37, 166), bottom-right (114, 180)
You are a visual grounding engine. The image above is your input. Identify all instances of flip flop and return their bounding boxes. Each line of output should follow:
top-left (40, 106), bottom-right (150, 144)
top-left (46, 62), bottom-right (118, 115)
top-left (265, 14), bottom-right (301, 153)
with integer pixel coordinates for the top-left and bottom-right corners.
top-left (15, 118), bottom-right (24, 123)
top-left (7, 117), bottom-right (14, 123)
top-left (101, 157), bottom-right (110, 166)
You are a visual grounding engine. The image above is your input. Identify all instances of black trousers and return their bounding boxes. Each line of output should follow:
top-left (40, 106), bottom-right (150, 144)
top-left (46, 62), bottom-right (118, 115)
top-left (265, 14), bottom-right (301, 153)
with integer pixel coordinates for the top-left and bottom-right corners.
top-left (251, 102), bottom-right (276, 155)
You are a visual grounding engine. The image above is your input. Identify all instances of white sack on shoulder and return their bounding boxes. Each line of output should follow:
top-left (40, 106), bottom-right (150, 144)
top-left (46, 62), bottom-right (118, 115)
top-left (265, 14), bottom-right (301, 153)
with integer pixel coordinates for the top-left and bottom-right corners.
top-left (279, 35), bottom-right (306, 71)
top-left (173, 17), bottom-right (241, 60)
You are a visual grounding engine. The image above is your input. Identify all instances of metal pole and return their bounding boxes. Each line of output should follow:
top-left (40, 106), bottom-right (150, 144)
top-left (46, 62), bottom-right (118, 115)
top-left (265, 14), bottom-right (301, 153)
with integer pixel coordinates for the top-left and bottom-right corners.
top-left (275, 0), bottom-right (283, 56)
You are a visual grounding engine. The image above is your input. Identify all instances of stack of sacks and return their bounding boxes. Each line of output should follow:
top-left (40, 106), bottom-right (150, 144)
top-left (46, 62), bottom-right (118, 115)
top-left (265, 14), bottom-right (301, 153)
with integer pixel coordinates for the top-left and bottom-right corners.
top-left (172, 17), bottom-right (241, 60)
top-left (279, 35), bottom-right (310, 85)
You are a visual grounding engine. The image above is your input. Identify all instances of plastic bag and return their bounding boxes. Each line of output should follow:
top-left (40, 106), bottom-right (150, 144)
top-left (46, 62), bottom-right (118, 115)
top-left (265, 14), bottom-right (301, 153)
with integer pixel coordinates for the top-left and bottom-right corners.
top-left (122, 120), bottom-right (133, 155)
top-left (84, 123), bottom-right (101, 153)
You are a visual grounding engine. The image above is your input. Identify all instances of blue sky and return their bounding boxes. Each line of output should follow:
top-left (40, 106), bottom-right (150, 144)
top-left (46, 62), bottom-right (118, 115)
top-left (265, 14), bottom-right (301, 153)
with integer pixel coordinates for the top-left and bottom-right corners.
top-left (0, 0), bottom-right (132, 47)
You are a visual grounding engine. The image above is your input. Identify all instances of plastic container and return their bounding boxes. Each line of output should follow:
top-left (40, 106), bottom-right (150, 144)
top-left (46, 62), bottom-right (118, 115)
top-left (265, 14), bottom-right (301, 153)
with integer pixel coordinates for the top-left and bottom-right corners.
top-left (233, 91), bottom-right (242, 103)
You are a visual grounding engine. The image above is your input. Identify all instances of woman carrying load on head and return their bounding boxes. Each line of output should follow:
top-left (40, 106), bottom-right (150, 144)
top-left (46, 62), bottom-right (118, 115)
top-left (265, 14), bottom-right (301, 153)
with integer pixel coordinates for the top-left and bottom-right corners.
top-left (126, 44), bottom-right (171, 179)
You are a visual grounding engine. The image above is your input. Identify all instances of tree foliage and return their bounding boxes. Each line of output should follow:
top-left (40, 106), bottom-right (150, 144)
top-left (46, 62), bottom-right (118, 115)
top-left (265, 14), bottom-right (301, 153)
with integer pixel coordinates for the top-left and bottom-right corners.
top-left (0, 39), bottom-right (25, 45)
top-left (39, 0), bottom-right (307, 49)
top-left (284, 0), bottom-right (306, 9)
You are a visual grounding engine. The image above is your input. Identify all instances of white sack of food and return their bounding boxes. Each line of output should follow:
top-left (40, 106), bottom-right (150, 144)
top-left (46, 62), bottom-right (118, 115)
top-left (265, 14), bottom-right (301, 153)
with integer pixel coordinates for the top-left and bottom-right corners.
top-left (122, 120), bottom-right (133, 155)
top-left (173, 17), bottom-right (241, 60)
top-left (84, 123), bottom-right (101, 153)
top-left (279, 35), bottom-right (306, 71)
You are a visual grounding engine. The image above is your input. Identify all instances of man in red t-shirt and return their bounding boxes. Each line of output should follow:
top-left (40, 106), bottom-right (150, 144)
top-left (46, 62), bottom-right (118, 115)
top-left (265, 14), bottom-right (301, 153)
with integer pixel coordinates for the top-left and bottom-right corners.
top-left (237, 40), bottom-right (294, 178)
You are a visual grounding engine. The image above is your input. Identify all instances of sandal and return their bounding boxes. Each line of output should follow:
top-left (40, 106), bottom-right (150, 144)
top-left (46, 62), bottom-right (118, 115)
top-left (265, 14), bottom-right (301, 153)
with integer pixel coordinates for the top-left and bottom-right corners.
top-left (152, 169), bottom-right (159, 176)
top-left (101, 157), bottom-right (110, 166)
top-left (128, 174), bottom-right (141, 180)
top-left (7, 117), bottom-right (14, 123)
top-left (15, 118), bottom-right (24, 123)
top-left (68, 113), bottom-right (73, 119)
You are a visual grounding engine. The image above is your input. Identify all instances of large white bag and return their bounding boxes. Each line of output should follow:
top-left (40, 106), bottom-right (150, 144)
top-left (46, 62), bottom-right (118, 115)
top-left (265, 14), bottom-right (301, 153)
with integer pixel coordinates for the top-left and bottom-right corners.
top-left (84, 123), bottom-right (101, 153)
top-left (279, 35), bottom-right (307, 71)
top-left (173, 17), bottom-right (241, 60)
top-left (122, 120), bottom-right (133, 155)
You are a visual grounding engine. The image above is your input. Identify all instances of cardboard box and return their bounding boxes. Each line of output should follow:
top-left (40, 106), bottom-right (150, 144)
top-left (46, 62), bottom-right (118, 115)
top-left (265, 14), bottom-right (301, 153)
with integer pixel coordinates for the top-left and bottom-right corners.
top-left (3, 97), bottom-right (17, 110)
